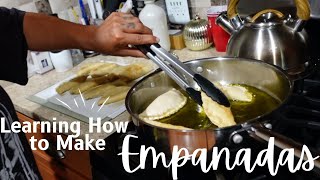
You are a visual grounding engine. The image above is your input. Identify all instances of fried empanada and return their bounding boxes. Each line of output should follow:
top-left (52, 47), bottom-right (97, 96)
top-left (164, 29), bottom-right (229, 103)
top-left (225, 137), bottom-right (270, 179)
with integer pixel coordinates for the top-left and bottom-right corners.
top-left (93, 74), bottom-right (118, 84)
top-left (84, 79), bottom-right (128, 99)
top-left (69, 81), bottom-right (98, 94)
top-left (102, 89), bottom-right (129, 105)
top-left (56, 76), bottom-right (87, 95)
top-left (69, 75), bottom-right (118, 94)
top-left (109, 65), bottom-right (126, 75)
top-left (83, 84), bottom-right (116, 100)
top-left (98, 86), bottom-right (130, 105)
top-left (110, 79), bottom-right (127, 86)
top-left (214, 83), bottom-right (253, 102)
top-left (139, 88), bottom-right (187, 121)
top-left (201, 91), bottom-right (236, 128)
top-left (77, 62), bottom-right (105, 76)
top-left (90, 63), bottom-right (118, 77)
top-left (110, 64), bottom-right (151, 81)
top-left (133, 62), bottom-right (154, 75)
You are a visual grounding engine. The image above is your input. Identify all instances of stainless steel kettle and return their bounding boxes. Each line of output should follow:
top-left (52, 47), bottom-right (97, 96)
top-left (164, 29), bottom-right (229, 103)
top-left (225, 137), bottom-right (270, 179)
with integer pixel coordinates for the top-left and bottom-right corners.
top-left (216, 0), bottom-right (311, 76)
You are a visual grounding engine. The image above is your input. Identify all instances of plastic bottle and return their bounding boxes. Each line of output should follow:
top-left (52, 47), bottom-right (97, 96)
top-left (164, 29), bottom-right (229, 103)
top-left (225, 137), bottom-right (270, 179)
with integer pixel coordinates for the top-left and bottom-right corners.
top-left (139, 0), bottom-right (171, 51)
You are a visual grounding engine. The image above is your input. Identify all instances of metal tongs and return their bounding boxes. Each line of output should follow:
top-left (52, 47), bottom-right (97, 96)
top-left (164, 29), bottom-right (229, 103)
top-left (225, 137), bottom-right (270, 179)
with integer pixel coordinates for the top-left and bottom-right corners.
top-left (137, 44), bottom-right (230, 107)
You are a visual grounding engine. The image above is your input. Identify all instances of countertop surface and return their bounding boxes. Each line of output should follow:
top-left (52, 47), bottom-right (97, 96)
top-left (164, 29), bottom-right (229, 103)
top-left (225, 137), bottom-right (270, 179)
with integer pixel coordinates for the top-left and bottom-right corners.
top-left (0, 48), bottom-right (225, 140)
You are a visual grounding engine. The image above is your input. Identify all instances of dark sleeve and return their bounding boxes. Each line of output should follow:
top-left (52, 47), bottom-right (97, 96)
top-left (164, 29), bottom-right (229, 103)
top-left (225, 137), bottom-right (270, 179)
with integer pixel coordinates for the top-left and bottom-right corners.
top-left (0, 7), bottom-right (28, 85)
top-left (0, 86), bottom-right (42, 180)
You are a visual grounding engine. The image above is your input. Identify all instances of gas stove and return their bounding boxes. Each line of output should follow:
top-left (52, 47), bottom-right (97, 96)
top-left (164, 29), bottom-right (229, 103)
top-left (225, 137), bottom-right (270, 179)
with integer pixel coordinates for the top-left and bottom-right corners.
top-left (90, 67), bottom-right (320, 180)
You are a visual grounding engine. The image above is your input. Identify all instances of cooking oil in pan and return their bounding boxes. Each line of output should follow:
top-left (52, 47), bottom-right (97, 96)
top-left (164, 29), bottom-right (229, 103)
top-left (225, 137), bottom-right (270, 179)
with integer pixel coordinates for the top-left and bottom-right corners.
top-left (157, 85), bottom-right (281, 129)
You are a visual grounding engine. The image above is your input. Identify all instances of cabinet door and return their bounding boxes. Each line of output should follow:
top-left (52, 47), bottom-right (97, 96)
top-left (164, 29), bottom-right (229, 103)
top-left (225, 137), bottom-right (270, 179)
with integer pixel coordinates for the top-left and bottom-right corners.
top-left (17, 112), bottom-right (92, 180)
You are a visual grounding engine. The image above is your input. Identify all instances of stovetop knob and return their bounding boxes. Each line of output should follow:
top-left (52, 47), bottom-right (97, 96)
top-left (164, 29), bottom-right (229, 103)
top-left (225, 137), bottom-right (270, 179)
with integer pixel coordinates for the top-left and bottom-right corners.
top-left (232, 134), bottom-right (243, 144)
top-left (264, 123), bottom-right (272, 129)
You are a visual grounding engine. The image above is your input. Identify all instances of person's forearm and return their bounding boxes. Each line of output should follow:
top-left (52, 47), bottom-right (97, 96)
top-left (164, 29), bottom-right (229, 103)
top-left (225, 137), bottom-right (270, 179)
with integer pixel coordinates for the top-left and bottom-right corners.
top-left (23, 12), bottom-right (158, 57)
top-left (23, 12), bottom-right (97, 51)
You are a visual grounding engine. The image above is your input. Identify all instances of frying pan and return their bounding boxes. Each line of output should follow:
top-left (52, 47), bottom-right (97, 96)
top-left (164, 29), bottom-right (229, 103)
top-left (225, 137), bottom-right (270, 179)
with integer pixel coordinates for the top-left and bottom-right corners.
top-left (125, 57), bottom-right (320, 168)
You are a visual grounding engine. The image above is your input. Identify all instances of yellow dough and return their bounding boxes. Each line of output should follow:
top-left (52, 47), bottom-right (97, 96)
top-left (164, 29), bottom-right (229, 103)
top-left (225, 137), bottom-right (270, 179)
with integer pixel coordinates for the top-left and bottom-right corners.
top-left (77, 62), bottom-right (105, 76)
top-left (201, 91), bottom-right (236, 128)
top-left (83, 78), bottom-right (128, 99)
top-left (56, 76), bottom-right (87, 95)
top-left (69, 75), bottom-right (118, 94)
top-left (139, 88), bottom-right (187, 121)
top-left (127, 63), bottom-right (153, 79)
top-left (214, 83), bottom-right (253, 102)
top-left (83, 84), bottom-right (116, 100)
top-left (110, 79), bottom-right (127, 86)
top-left (90, 63), bottom-right (118, 77)
top-left (98, 86), bottom-right (130, 105)
top-left (100, 89), bottom-right (129, 105)
top-left (58, 62), bottom-right (154, 106)
top-left (110, 63), bottom-right (153, 81)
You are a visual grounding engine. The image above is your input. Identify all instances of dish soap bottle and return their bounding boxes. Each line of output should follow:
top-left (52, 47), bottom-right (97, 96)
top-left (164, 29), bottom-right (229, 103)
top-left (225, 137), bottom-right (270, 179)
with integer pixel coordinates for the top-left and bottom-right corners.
top-left (139, 0), bottom-right (171, 51)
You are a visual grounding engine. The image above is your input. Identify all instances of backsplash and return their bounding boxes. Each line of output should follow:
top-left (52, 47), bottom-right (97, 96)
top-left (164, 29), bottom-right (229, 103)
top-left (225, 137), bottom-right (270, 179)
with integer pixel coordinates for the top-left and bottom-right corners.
top-left (0, 0), bottom-right (33, 8)
top-left (0, 0), bottom-right (54, 13)
top-left (0, 0), bottom-right (79, 13)
top-left (155, 0), bottom-right (227, 20)
top-left (0, 0), bottom-right (35, 11)
top-left (0, 0), bottom-right (227, 20)
top-left (189, 0), bottom-right (227, 19)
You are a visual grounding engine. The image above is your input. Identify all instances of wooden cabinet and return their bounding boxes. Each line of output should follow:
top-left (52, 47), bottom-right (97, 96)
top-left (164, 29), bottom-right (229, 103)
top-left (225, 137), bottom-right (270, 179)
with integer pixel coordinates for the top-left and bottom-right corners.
top-left (17, 113), bottom-right (92, 180)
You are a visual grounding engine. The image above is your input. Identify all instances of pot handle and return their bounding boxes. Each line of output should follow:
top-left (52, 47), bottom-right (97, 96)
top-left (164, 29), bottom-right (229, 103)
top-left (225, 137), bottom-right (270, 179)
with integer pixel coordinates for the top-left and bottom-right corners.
top-left (227, 0), bottom-right (310, 21)
top-left (249, 124), bottom-right (320, 169)
top-left (250, 9), bottom-right (284, 23)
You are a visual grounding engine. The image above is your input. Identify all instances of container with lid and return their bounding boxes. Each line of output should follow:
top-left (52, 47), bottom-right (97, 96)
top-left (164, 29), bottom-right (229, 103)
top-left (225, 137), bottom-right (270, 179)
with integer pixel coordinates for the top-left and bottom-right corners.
top-left (183, 15), bottom-right (213, 51)
top-left (139, 0), bottom-right (171, 51)
top-left (207, 5), bottom-right (230, 52)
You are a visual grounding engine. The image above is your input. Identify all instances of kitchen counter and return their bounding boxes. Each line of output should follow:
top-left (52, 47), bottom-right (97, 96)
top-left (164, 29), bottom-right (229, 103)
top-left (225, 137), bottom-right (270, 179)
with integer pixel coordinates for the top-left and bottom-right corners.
top-left (0, 48), bottom-right (225, 140)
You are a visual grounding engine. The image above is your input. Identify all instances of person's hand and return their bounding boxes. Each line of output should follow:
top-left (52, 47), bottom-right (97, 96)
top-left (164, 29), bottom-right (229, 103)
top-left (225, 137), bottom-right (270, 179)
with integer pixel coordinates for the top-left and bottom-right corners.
top-left (92, 12), bottom-right (159, 57)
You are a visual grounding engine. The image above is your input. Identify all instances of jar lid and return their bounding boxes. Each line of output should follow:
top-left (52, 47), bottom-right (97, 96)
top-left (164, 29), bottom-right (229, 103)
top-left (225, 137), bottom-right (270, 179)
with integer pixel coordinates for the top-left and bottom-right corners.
top-left (185, 15), bottom-right (208, 28)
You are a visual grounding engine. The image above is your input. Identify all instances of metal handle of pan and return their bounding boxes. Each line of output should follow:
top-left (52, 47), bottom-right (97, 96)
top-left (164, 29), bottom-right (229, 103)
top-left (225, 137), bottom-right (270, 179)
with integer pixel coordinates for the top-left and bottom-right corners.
top-left (250, 124), bottom-right (320, 169)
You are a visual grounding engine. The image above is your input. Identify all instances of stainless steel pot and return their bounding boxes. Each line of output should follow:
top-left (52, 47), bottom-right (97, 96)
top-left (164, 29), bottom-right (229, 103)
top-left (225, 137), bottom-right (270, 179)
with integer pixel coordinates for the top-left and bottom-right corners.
top-left (216, 0), bottom-right (311, 78)
top-left (126, 58), bottom-right (286, 150)
top-left (126, 57), bottom-right (320, 168)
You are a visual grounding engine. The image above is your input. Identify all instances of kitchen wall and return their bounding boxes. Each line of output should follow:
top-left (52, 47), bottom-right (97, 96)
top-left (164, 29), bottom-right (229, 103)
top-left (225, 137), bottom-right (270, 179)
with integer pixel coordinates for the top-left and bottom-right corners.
top-left (1, 0), bottom-right (227, 19)
top-left (189, 0), bottom-right (227, 19)
top-left (0, 0), bottom-right (80, 14)
top-left (156, 0), bottom-right (227, 20)
top-left (0, 0), bottom-right (56, 13)
top-left (48, 0), bottom-right (79, 14)
top-left (0, 0), bottom-right (37, 12)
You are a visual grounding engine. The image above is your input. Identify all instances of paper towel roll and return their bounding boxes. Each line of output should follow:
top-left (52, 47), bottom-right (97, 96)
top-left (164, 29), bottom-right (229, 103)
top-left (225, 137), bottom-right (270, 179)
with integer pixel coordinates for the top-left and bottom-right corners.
top-left (49, 50), bottom-right (73, 72)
